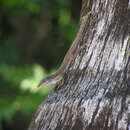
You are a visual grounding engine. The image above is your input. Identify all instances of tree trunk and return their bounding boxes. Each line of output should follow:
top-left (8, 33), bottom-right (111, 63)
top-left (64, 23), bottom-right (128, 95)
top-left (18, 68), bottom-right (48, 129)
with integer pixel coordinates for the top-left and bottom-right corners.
top-left (28, 0), bottom-right (130, 130)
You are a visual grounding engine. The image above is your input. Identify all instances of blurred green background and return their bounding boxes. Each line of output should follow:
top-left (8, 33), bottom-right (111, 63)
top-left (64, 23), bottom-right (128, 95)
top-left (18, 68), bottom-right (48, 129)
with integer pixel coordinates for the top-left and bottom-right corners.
top-left (0, 0), bottom-right (81, 129)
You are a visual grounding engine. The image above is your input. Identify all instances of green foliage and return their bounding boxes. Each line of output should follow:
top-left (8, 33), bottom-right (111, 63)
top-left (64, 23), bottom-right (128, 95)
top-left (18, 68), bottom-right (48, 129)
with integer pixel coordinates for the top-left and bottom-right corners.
top-left (0, 37), bottom-right (21, 64)
top-left (55, 0), bottom-right (69, 6)
top-left (1, 0), bottom-right (26, 7)
top-left (0, 0), bottom-right (41, 16)
top-left (0, 0), bottom-right (80, 129)
top-left (0, 97), bottom-right (15, 120)
top-left (59, 9), bottom-right (77, 42)
top-left (0, 64), bottom-right (53, 120)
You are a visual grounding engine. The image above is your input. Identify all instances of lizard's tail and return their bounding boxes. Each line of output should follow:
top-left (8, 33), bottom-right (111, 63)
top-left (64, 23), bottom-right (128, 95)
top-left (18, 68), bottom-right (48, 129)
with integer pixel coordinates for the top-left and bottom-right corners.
top-left (36, 72), bottom-right (63, 88)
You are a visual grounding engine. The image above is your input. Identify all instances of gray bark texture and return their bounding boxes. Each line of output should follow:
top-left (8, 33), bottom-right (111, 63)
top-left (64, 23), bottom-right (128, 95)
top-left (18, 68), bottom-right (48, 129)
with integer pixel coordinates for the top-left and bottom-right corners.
top-left (28, 0), bottom-right (130, 130)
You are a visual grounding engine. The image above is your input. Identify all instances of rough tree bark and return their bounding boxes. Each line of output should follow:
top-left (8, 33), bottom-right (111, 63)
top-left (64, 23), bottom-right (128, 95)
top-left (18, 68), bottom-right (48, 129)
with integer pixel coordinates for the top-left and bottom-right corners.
top-left (28, 0), bottom-right (130, 130)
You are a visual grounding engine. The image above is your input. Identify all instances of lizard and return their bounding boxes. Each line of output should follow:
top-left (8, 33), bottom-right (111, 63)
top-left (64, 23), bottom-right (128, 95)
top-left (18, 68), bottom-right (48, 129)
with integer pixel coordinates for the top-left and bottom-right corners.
top-left (37, 11), bottom-right (92, 88)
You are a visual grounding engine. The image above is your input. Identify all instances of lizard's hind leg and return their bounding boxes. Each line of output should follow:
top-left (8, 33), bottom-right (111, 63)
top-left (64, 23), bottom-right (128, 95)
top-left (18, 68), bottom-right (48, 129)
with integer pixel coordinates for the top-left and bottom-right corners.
top-left (54, 78), bottom-right (64, 91)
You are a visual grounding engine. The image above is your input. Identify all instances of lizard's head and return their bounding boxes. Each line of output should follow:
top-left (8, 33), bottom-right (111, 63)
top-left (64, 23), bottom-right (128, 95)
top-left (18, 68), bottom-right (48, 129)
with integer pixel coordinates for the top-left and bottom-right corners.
top-left (37, 73), bottom-right (63, 88)
top-left (37, 76), bottom-right (54, 88)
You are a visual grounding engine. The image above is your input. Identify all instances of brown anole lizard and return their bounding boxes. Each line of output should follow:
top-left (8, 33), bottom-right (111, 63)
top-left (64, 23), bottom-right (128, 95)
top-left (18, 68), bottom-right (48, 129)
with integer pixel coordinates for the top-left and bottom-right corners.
top-left (37, 11), bottom-right (92, 88)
